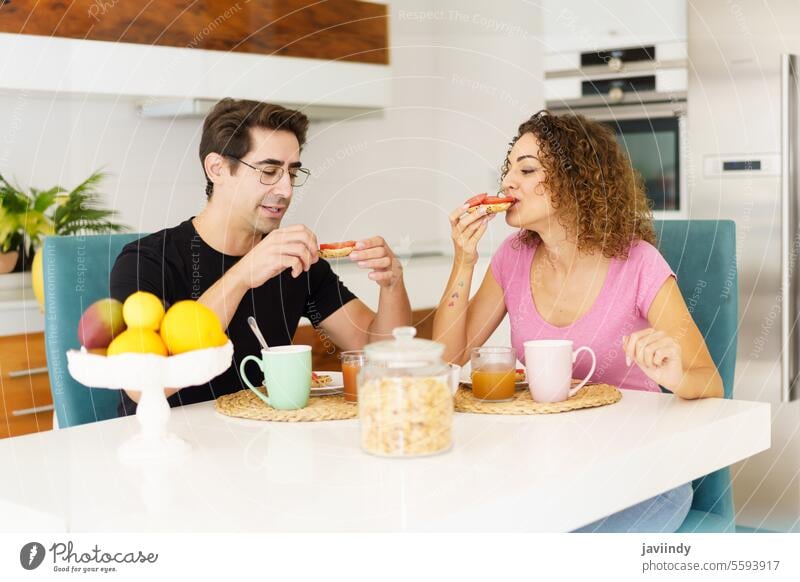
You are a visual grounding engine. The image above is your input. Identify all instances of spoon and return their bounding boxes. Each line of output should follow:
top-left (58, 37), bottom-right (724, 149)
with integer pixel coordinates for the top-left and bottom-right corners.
top-left (247, 316), bottom-right (269, 351)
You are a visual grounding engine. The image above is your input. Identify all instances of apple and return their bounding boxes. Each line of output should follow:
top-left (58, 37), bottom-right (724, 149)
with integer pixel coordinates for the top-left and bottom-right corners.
top-left (77, 298), bottom-right (126, 349)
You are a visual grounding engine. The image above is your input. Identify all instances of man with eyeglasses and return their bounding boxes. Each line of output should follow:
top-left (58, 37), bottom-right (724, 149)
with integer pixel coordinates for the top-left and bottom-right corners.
top-left (109, 98), bottom-right (412, 415)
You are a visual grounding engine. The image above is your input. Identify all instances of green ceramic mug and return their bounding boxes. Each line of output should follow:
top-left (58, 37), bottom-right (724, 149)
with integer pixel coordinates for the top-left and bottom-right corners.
top-left (239, 345), bottom-right (312, 410)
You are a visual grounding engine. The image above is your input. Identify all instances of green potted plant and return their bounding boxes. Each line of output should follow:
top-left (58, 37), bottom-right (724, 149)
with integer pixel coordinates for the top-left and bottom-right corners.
top-left (0, 174), bottom-right (55, 274)
top-left (0, 171), bottom-right (127, 306)
top-left (32, 171), bottom-right (128, 306)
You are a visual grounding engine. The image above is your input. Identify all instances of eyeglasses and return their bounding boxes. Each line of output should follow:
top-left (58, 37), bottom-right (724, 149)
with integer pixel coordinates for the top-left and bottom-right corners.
top-left (223, 155), bottom-right (311, 187)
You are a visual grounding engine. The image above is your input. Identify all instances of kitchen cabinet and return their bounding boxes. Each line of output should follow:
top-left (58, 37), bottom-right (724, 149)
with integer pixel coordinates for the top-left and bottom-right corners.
top-left (0, 332), bottom-right (53, 439)
top-left (0, 0), bottom-right (388, 64)
top-left (543, 0), bottom-right (685, 54)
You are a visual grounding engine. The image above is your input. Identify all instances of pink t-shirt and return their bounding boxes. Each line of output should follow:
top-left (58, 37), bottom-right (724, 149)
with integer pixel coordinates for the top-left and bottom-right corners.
top-left (490, 233), bottom-right (675, 392)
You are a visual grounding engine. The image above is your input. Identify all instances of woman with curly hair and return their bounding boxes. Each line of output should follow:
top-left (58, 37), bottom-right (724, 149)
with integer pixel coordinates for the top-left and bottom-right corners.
top-left (433, 110), bottom-right (723, 532)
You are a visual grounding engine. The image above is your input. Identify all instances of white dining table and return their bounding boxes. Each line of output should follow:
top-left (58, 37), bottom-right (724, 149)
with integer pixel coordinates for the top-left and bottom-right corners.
top-left (0, 389), bottom-right (770, 532)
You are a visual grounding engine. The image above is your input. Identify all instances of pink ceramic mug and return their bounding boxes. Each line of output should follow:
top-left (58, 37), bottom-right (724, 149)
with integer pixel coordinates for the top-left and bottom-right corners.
top-left (523, 339), bottom-right (597, 403)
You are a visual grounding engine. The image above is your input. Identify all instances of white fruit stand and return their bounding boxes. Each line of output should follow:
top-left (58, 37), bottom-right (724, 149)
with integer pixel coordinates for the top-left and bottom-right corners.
top-left (66, 341), bottom-right (234, 462)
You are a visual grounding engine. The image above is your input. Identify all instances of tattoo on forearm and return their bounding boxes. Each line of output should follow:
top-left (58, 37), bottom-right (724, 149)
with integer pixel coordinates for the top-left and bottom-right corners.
top-left (447, 283), bottom-right (464, 307)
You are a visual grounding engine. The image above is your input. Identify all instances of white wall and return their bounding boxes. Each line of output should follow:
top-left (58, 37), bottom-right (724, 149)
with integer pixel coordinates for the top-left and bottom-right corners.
top-left (301, 0), bottom-right (543, 255)
top-left (0, 92), bottom-right (206, 234)
top-left (0, 0), bottom-right (544, 312)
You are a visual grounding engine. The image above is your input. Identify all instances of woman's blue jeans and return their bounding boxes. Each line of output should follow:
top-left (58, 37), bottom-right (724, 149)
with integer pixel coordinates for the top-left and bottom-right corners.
top-left (574, 483), bottom-right (693, 533)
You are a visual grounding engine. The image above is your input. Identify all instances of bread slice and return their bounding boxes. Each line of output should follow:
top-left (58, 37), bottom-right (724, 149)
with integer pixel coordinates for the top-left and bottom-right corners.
top-left (318, 246), bottom-right (354, 259)
top-left (467, 201), bottom-right (513, 214)
top-left (311, 373), bottom-right (333, 388)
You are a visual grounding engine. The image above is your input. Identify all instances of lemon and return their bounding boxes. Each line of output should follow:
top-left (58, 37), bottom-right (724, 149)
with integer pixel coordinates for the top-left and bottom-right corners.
top-left (122, 291), bottom-right (165, 330)
top-left (107, 328), bottom-right (168, 356)
top-left (32, 248), bottom-right (45, 310)
top-left (160, 300), bottom-right (228, 355)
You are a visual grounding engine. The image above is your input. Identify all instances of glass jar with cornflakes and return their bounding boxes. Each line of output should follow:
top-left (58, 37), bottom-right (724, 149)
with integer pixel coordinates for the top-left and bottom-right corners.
top-left (358, 326), bottom-right (453, 457)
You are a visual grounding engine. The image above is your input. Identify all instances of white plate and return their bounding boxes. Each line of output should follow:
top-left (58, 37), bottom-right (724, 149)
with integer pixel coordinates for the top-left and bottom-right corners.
top-left (311, 371), bottom-right (344, 396)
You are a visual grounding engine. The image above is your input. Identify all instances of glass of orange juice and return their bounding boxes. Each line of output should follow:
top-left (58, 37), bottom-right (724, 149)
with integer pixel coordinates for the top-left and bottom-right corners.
top-left (341, 350), bottom-right (366, 403)
top-left (470, 347), bottom-right (515, 402)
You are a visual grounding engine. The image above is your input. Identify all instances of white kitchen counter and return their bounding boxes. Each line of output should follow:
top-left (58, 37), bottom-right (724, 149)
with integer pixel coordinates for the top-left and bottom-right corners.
top-left (0, 389), bottom-right (770, 532)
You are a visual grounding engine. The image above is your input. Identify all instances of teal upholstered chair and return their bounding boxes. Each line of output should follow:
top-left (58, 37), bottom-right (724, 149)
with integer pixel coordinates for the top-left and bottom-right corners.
top-left (42, 233), bottom-right (141, 428)
top-left (654, 220), bottom-right (738, 533)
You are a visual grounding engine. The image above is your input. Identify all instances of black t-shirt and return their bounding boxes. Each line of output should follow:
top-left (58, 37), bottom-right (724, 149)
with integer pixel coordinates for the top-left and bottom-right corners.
top-left (110, 218), bottom-right (357, 416)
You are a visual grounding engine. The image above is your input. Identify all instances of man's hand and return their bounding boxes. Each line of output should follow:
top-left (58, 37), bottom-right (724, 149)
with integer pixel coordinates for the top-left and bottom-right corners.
top-left (349, 236), bottom-right (403, 288)
top-left (234, 225), bottom-right (319, 289)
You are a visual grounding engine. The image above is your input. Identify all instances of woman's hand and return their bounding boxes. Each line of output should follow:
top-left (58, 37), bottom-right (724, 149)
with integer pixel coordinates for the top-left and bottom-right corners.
top-left (448, 204), bottom-right (494, 265)
top-left (623, 328), bottom-right (684, 391)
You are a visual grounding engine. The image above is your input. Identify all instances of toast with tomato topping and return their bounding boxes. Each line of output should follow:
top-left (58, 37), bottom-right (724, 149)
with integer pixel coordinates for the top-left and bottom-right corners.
top-left (319, 241), bottom-right (356, 259)
top-left (465, 193), bottom-right (515, 214)
top-left (311, 372), bottom-right (333, 388)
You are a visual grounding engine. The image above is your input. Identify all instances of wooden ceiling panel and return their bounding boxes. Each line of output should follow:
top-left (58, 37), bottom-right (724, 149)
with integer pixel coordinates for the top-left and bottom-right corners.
top-left (0, 1), bottom-right (389, 64)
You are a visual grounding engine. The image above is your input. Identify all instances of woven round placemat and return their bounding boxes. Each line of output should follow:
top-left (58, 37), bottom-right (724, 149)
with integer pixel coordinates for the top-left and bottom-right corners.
top-left (215, 388), bottom-right (357, 422)
top-left (454, 383), bottom-right (621, 415)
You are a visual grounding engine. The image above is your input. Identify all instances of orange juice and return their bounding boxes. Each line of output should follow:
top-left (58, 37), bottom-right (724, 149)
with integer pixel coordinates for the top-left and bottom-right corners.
top-left (471, 367), bottom-right (515, 401)
top-left (342, 361), bottom-right (361, 402)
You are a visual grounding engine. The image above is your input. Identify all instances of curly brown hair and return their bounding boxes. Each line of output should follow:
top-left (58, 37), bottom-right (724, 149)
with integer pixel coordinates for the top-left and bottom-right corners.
top-left (502, 110), bottom-right (655, 259)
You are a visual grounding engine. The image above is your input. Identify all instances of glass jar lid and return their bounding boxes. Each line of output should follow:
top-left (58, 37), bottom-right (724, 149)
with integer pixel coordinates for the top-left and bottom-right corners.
top-left (364, 326), bottom-right (445, 365)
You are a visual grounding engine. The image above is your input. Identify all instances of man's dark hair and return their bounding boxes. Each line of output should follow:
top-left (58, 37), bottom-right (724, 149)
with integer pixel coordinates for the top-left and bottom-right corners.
top-left (199, 98), bottom-right (309, 198)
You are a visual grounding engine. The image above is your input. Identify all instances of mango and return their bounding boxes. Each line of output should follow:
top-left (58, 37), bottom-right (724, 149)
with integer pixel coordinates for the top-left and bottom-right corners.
top-left (77, 298), bottom-right (126, 349)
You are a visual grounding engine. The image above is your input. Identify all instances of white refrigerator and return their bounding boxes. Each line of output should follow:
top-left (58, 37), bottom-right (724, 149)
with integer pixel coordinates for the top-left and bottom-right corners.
top-left (687, 0), bottom-right (800, 532)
